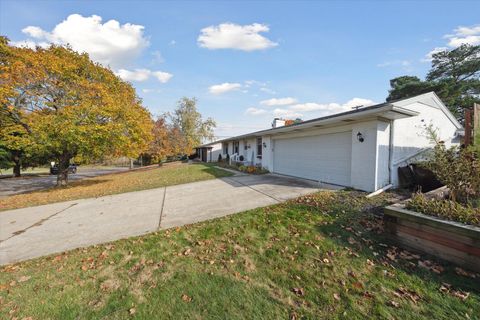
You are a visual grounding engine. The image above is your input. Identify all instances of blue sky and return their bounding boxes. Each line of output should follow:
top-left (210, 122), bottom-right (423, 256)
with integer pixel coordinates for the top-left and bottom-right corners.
top-left (1, 0), bottom-right (479, 138)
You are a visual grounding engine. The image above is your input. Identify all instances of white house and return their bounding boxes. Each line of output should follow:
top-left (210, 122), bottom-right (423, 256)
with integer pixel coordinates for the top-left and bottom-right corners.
top-left (196, 92), bottom-right (463, 192)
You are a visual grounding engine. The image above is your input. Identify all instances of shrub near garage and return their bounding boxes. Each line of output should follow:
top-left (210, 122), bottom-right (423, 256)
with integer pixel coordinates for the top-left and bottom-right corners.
top-left (238, 165), bottom-right (269, 174)
top-left (408, 126), bottom-right (480, 225)
top-left (421, 128), bottom-right (480, 205)
top-left (407, 193), bottom-right (480, 227)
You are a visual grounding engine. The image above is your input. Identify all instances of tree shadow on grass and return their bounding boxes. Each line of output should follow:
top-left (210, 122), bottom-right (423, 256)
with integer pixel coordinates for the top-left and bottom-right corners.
top-left (314, 198), bottom-right (480, 294)
top-left (195, 164), bottom-right (234, 178)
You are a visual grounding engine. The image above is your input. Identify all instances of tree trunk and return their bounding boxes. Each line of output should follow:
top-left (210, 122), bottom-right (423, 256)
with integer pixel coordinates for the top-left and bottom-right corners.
top-left (56, 155), bottom-right (70, 187)
top-left (12, 151), bottom-right (21, 177)
top-left (13, 162), bottom-right (21, 177)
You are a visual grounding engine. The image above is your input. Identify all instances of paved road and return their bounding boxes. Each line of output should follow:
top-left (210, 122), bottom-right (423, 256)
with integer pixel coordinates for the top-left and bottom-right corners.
top-left (0, 167), bottom-right (129, 198)
top-left (0, 174), bottom-right (339, 265)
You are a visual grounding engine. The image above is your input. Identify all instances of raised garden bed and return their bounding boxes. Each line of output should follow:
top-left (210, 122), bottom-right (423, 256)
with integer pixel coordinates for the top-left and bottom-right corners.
top-left (384, 195), bottom-right (480, 272)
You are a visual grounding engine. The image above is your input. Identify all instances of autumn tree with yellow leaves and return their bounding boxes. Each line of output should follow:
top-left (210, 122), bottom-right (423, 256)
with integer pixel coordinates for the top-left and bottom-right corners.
top-left (0, 37), bottom-right (153, 185)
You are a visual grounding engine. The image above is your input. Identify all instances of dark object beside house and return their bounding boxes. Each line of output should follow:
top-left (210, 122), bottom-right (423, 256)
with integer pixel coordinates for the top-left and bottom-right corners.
top-left (398, 164), bottom-right (443, 192)
top-left (50, 164), bottom-right (77, 175)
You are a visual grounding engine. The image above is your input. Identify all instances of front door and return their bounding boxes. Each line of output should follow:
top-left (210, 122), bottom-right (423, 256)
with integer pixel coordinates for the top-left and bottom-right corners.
top-left (201, 148), bottom-right (208, 162)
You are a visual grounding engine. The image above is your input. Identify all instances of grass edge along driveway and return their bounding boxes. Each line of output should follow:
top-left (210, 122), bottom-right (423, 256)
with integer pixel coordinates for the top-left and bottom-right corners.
top-left (1, 190), bottom-right (478, 319)
top-left (0, 163), bottom-right (232, 211)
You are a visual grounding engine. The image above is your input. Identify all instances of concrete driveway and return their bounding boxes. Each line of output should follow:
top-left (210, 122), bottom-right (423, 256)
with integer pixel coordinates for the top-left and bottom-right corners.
top-left (0, 174), bottom-right (335, 265)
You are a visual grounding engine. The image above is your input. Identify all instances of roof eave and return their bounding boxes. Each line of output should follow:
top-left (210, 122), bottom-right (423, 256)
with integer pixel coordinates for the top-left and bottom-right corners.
top-left (201, 104), bottom-right (418, 146)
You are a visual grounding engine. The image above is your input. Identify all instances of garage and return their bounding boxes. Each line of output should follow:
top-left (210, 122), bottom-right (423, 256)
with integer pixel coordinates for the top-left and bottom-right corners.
top-left (272, 131), bottom-right (352, 186)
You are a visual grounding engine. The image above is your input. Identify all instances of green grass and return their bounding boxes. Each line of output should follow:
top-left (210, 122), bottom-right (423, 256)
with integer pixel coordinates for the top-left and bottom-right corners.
top-left (1, 191), bottom-right (478, 319)
top-left (0, 163), bottom-right (232, 211)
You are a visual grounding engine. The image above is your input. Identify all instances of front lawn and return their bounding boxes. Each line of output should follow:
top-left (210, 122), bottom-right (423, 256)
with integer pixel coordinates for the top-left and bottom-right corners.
top-left (1, 191), bottom-right (478, 319)
top-left (0, 163), bottom-right (232, 211)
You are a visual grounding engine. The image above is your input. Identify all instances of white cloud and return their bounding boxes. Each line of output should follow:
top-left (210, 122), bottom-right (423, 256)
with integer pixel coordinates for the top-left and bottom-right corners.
top-left (273, 108), bottom-right (303, 119)
top-left (445, 24), bottom-right (480, 47)
top-left (245, 107), bottom-right (267, 115)
top-left (10, 39), bottom-right (49, 49)
top-left (423, 24), bottom-right (480, 62)
top-left (423, 46), bottom-right (449, 62)
top-left (288, 98), bottom-right (375, 115)
top-left (116, 69), bottom-right (151, 82)
top-left (260, 97), bottom-right (297, 106)
top-left (259, 87), bottom-right (276, 95)
top-left (142, 88), bottom-right (162, 94)
top-left (198, 23), bottom-right (278, 51)
top-left (342, 98), bottom-right (376, 109)
top-left (151, 50), bottom-right (164, 64)
top-left (377, 60), bottom-right (412, 71)
top-left (152, 71), bottom-right (173, 83)
top-left (22, 26), bottom-right (49, 39)
top-left (116, 68), bottom-right (173, 83)
top-left (244, 97), bottom-right (375, 119)
top-left (13, 14), bottom-right (149, 68)
top-left (209, 82), bottom-right (242, 94)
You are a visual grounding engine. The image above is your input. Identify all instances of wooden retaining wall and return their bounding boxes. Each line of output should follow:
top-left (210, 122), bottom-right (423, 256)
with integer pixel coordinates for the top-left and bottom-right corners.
top-left (384, 204), bottom-right (480, 272)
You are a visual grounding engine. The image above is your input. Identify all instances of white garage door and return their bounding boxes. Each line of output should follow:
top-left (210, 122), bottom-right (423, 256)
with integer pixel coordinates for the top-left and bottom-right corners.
top-left (273, 131), bottom-right (352, 186)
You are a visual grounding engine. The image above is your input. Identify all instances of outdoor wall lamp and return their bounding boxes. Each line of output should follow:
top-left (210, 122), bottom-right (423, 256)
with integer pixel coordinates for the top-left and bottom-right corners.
top-left (263, 142), bottom-right (267, 148)
top-left (357, 132), bottom-right (364, 143)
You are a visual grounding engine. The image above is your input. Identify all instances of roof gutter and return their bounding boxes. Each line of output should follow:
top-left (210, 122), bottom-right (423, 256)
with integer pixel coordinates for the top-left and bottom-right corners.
top-left (198, 105), bottom-right (418, 147)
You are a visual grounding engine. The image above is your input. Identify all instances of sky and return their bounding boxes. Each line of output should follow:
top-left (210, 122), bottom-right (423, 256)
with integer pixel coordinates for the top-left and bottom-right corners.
top-left (1, 0), bottom-right (479, 139)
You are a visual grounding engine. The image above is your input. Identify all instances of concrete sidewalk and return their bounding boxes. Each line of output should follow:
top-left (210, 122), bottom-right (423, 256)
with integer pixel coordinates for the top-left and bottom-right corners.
top-left (0, 174), bottom-right (331, 265)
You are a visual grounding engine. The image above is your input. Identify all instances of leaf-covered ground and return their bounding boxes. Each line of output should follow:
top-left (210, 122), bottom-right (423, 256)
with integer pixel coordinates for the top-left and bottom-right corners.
top-left (0, 163), bottom-right (232, 211)
top-left (1, 191), bottom-right (478, 319)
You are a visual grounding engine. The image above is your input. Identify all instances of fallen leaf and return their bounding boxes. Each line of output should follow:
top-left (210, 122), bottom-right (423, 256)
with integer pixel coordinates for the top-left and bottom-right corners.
top-left (333, 293), bottom-right (341, 301)
top-left (129, 307), bottom-right (136, 315)
top-left (18, 276), bottom-right (31, 283)
top-left (352, 282), bottom-right (364, 290)
top-left (386, 252), bottom-right (396, 261)
top-left (292, 287), bottom-right (305, 296)
top-left (395, 287), bottom-right (421, 304)
top-left (181, 294), bottom-right (192, 302)
top-left (452, 290), bottom-right (470, 301)
top-left (439, 282), bottom-right (470, 301)
top-left (388, 300), bottom-right (400, 308)
top-left (455, 267), bottom-right (477, 278)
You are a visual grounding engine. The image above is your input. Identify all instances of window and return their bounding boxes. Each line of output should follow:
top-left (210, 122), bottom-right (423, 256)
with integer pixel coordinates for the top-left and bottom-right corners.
top-left (233, 141), bottom-right (239, 154)
top-left (256, 137), bottom-right (262, 158)
top-left (223, 143), bottom-right (229, 155)
top-left (244, 140), bottom-right (248, 150)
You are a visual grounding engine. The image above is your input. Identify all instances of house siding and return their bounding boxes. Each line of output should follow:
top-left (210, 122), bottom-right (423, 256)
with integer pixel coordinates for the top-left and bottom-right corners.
top-left (198, 93), bottom-right (462, 192)
top-left (390, 100), bottom-right (460, 186)
top-left (375, 121), bottom-right (391, 190)
top-left (350, 121), bottom-right (378, 192)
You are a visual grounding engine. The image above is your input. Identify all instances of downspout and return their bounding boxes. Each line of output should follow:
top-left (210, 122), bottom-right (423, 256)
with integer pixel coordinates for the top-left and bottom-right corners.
top-left (367, 120), bottom-right (395, 198)
top-left (388, 120), bottom-right (395, 185)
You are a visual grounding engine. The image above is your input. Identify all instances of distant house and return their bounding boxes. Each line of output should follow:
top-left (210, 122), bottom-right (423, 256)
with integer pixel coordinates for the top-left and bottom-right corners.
top-left (196, 92), bottom-right (463, 192)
